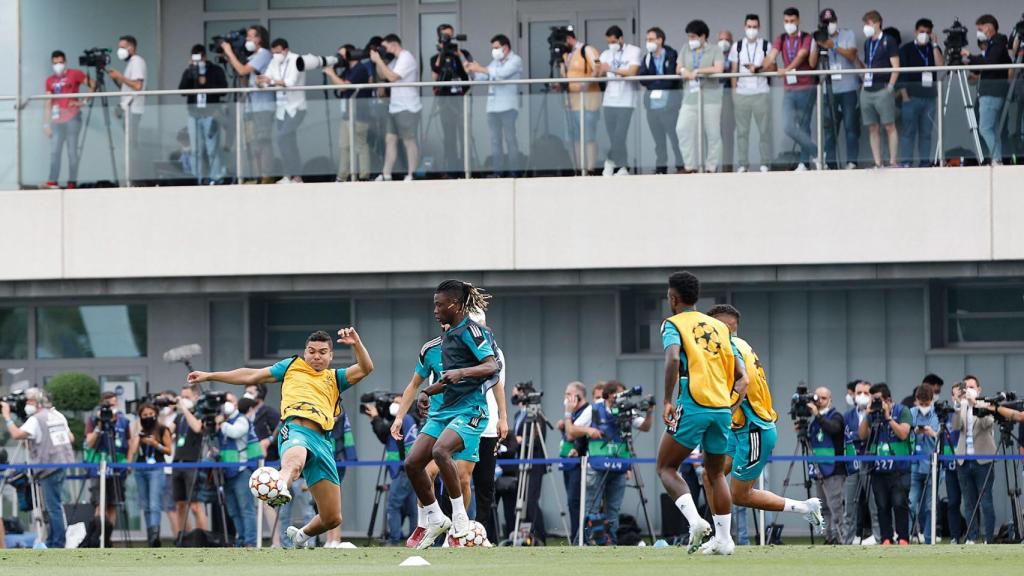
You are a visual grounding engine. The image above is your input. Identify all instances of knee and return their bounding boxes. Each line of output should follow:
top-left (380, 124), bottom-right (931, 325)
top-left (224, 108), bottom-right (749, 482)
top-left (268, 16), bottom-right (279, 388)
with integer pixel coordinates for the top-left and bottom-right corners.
top-left (323, 511), bottom-right (343, 530)
top-left (431, 445), bottom-right (451, 464)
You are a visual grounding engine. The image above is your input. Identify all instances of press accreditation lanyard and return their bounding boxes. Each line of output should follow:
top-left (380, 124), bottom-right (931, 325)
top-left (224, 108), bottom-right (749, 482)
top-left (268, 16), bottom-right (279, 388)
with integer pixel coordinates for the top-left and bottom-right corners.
top-left (867, 36), bottom-right (882, 67)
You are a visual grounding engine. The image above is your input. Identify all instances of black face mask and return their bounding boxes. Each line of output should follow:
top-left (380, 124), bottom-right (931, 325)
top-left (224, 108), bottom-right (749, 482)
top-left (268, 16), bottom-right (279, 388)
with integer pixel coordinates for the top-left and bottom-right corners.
top-left (141, 417), bottom-right (157, 430)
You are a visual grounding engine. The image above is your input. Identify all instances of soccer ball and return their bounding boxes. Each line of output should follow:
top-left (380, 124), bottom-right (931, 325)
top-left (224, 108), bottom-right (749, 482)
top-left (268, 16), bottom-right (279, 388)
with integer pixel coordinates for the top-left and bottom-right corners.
top-left (249, 466), bottom-right (284, 502)
top-left (454, 521), bottom-right (491, 548)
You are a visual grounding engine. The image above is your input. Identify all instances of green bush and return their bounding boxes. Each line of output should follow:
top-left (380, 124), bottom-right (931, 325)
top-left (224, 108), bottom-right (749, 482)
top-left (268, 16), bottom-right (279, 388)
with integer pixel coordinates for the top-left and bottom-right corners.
top-left (46, 372), bottom-right (100, 412)
top-left (66, 416), bottom-right (85, 447)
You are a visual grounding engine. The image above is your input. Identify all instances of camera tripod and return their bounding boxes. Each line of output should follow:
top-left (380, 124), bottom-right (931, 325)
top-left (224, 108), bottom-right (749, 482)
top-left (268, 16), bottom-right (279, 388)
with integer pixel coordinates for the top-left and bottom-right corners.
top-left (816, 47), bottom-right (843, 168)
top-left (72, 421), bottom-right (132, 547)
top-left (365, 443), bottom-right (394, 545)
top-left (0, 440), bottom-right (47, 545)
top-left (586, 429), bottom-right (656, 545)
top-left (769, 418), bottom-right (817, 544)
top-left (962, 418), bottom-right (1024, 543)
top-left (933, 65), bottom-right (985, 165)
top-left (511, 403), bottom-right (570, 545)
top-left (76, 67), bottom-right (120, 186)
top-left (996, 20), bottom-right (1024, 162)
top-left (908, 413), bottom-right (953, 542)
top-left (175, 422), bottom-right (230, 547)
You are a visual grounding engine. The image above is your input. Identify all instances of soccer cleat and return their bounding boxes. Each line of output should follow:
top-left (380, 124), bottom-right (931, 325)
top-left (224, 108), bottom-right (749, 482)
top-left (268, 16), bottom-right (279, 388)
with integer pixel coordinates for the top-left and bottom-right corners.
top-left (268, 485), bottom-right (293, 508)
top-left (416, 517), bottom-right (452, 550)
top-left (687, 518), bottom-right (712, 555)
top-left (286, 526), bottom-right (314, 549)
top-left (406, 527), bottom-right (427, 549)
top-left (446, 534), bottom-right (463, 548)
top-left (700, 538), bottom-right (736, 556)
top-left (803, 497), bottom-right (825, 533)
top-left (450, 511), bottom-right (471, 539)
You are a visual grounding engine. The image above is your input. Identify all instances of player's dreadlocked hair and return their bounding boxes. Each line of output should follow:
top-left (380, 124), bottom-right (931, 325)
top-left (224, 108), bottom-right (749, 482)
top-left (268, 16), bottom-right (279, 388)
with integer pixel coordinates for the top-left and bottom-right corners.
top-left (436, 279), bottom-right (491, 314)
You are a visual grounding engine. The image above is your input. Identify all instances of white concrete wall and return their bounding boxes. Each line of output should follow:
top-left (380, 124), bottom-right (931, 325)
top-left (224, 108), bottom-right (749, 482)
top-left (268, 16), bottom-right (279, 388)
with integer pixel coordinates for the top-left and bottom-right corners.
top-left (2, 166), bottom-right (1021, 282)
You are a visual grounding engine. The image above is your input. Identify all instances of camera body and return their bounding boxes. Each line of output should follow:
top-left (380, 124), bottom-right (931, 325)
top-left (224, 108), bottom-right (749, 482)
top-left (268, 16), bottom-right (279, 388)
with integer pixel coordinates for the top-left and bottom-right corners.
top-left (79, 48), bottom-right (111, 69)
top-left (813, 22), bottom-right (831, 46)
top-left (438, 32), bottom-right (468, 57)
top-left (933, 400), bottom-right (956, 419)
top-left (1, 390), bottom-right (28, 420)
top-left (360, 390), bottom-right (400, 420)
top-left (972, 391), bottom-right (1019, 419)
top-left (548, 25), bottom-right (574, 66)
top-left (209, 29), bottom-right (248, 64)
top-left (789, 385), bottom-right (817, 420)
top-left (943, 19), bottom-right (969, 65)
top-left (96, 403), bottom-right (116, 431)
top-left (125, 393), bottom-right (175, 415)
top-left (612, 386), bottom-right (655, 438)
top-left (512, 381), bottom-right (544, 405)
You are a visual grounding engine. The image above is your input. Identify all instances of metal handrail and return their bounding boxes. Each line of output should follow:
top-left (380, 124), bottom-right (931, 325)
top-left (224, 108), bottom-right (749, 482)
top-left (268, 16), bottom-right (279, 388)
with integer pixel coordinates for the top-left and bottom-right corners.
top-left (18, 63), bottom-right (1024, 102)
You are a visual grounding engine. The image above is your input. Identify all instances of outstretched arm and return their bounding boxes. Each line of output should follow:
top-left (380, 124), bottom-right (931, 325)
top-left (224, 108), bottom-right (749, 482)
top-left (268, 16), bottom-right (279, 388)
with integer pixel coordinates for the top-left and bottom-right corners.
top-left (338, 327), bottom-right (374, 385)
top-left (188, 367), bottom-right (275, 387)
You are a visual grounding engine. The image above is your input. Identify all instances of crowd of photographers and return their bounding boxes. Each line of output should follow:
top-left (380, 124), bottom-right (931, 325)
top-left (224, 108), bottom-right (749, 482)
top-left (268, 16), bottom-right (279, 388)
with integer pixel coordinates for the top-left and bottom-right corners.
top-left (39, 8), bottom-right (1024, 188)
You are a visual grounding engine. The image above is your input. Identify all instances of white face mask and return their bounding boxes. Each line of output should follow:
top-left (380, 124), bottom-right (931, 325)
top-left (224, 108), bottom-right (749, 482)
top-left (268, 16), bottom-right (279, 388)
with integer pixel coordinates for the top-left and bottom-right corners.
top-left (917, 32), bottom-right (929, 45)
top-left (24, 404), bottom-right (38, 417)
top-left (918, 405), bottom-right (932, 416)
top-left (52, 63), bottom-right (66, 75)
top-left (645, 41), bottom-right (658, 53)
top-left (863, 25), bottom-right (876, 39)
top-left (976, 30), bottom-right (988, 42)
top-left (718, 40), bottom-right (731, 53)
top-left (745, 28), bottom-right (759, 40)
top-left (243, 392), bottom-right (256, 401)
top-left (784, 23), bottom-right (798, 36)
top-left (389, 402), bottom-right (400, 417)
top-left (180, 398), bottom-right (194, 411)
top-left (828, 22), bottom-right (838, 35)
top-left (271, 52), bottom-right (285, 64)
top-left (845, 393), bottom-right (855, 407)
top-left (160, 406), bottom-right (174, 416)
top-left (491, 47), bottom-right (504, 61)
top-left (117, 47), bottom-right (130, 61)
top-left (608, 43), bottom-right (621, 53)
top-left (222, 402), bottom-right (236, 416)
top-left (244, 40), bottom-right (257, 53)
top-left (688, 38), bottom-right (702, 50)
top-left (191, 54), bottom-right (202, 62)
top-left (965, 388), bottom-right (979, 400)
top-left (855, 393), bottom-right (871, 408)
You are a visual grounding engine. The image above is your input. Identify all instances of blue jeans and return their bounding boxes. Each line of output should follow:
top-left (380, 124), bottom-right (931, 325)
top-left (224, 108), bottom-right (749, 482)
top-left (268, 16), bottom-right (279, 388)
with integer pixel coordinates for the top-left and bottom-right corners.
top-left (945, 466), bottom-right (962, 542)
top-left (909, 471), bottom-right (932, 542)
top-left (48, 115), bottom-right (82, 182)
top-left (899, 96), bottom-right (936, 167)
top-left (562, 467), bottom-right (582, 544)
top-left (278, 479), bottom-right (314, 547)
top-left (733, 506), bottom-right (749, 545)
top-left (224, 472), bottom-right (257, 546)
top-left (187, 115), bottom-right (225, 181)
top-left (487, 110), bottom-right (519, 177)
top-left (585, 469), bottom-right (627, 545)
top-left (386, 470), bottom-right (417, 544)
top-left (978, 96), bottom-right (1005, 162)
top-left (823, 89), bottom-right (860, 166)
top-left (957, 460), bottom-right (995, 542)
top-left (783, 89), bottom-right (817, 163)
top-left (135, 468), bottom-right (165, 533)
top-left (39, 470), bottom-right (67, 548)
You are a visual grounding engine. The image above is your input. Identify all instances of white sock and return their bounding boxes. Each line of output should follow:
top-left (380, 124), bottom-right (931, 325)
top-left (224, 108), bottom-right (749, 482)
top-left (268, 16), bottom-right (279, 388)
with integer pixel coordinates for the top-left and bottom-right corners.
top-left (713, 514), bottom-right (732, 542)
top-left (417, 506), bottom-right (427, 528)
top-left (785, 498), bottom-right (811, 514)
top-left (451, 495), bottom-right (467, 518)
top-left (675, 494), bottom-right (700, 526)
top-left (293, 527), bottom-right (309, 543)
top-left (424, 501), bottom-right (445, 525)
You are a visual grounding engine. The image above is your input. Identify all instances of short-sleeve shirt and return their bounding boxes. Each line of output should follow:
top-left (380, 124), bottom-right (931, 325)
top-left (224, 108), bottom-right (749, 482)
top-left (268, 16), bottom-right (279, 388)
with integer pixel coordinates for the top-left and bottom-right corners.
top-left (827, 29), bottom-right (859, 94)
top-left (729, 38), bottom-right (770, 95)
top-left (247, 48), bottom-right (275, 113)
top-left (863, 34), bottom-right (899, 92)
top-left (438, 317), bottom-right (495, 412)
top-left (899, 41), bottom-right (940, 98)
top-left (563, 44), bottom-right (602, 112)
top-left (599, 43), bottom-right (643, 108)
top-left (772, 32), bottom-right (816, 91)
top-left (661, 318), bottom-right (742, 404)
top-left (416, 336), bottom-right (445, 418)
top-left (120, 55), bottom-right (147, 114)
top-left (19, 416), bottom-right (42, 444)
top-left (388, 50), bottom-right (422, 114)
top-left (45, 69), bottom-right (88, 123)
top-left (678, 42), bottom-right (725, 105)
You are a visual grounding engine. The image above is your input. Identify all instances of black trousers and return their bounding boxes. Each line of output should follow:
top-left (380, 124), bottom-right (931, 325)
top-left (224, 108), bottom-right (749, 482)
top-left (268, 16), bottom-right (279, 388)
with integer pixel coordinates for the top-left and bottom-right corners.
top-left (473, 436), bottom-right (499, 542)
top-left (646, 104), bottom-right (682, 173)
top-left (871, 471), bottom-right (911, 542)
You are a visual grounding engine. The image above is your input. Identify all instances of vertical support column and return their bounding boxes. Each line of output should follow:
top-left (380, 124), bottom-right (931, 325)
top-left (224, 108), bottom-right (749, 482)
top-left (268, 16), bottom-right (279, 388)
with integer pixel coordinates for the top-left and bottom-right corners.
top-left (930, 452), bottom-right (938, 545)
top-left (578, 91), bottom-right (585, 175)
top-left (463, 91), bottom-right (471, 179)
top-left (349, 93), bottom-right (357, 182)
top-left (578, 454), bottom-right (588, 546)
top-left (99, 460), bottom-right (107, 549)
top-left (936, 79), bottom-right (944, 166)
top-left (697, 84), bottom-right (704, 173)
top-left (816, 83), bottom-right (824, 169)
top-left (124, 109), bottom-right (132, 186)
top-left (235, 98), bottom-right (243, 183)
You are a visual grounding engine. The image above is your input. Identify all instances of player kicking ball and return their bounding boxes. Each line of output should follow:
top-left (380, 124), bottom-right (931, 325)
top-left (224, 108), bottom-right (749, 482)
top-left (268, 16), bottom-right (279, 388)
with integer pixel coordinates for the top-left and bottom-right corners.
top-left (187, 327), bottom-right (373, 548)
top-left (700, 305), bottom-right (823, 554)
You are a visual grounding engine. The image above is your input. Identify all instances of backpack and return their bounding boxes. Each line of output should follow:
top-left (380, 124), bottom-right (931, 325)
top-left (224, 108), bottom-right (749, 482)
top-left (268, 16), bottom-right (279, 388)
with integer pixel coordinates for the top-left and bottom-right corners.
top-left (736, 38), bottom-right (771, 68)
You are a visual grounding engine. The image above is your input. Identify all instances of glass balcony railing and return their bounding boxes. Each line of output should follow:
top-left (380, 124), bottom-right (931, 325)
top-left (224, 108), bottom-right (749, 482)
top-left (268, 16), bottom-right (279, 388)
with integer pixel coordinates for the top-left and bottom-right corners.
top-left (7, 63), bottom-right (1023, 190)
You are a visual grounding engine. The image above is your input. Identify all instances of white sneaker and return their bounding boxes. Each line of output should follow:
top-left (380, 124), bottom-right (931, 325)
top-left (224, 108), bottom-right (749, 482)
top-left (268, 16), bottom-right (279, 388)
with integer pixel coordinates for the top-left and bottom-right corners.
top-left (276, 177), bottom-right (293, 184)
top-left (286, 526), bottom-right (314, 549)
top-left (759, 165), bottom-right (769, 172)
top-left (736, 166), bottom-right (748, 173)
top-left (602, 160), bottom-right (616, 177)
top-left (450, 511), bottom-right (471, 538)
top-left (844, 162), bottom-right (857, 170)
top-left (852, 536), bottom-right (862, 545)
top-left (403, 174), bottom-right (415, 181)
top-left (373, 174), bottom-right (392, 182)
top-left (803, 498), bottom-right (825, 533)
top-left (965, 539), bottom-right (976, 545)
top-left (615, 167), bottom-right (630, 176)
top-left (687, 518), bottom-right (712, 554)
top-left (795, 163), bottom-right (808, 172)
top-left (861, 535), bottom-right (877, 546)
top-left (417, 516), bottom-right (452, 550)
top-left (700, 537), bottom-right (736, 556)
top-left (268, 484), bottom-right (292, 508)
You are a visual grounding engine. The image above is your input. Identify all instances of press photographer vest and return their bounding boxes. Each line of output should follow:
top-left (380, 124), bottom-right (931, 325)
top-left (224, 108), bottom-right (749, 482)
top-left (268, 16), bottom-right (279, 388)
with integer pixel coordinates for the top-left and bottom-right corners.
top-left (218, 413), bottom-right (262, 479)
top-left (278, 356), bottom-right (352, 431)
top-left (808, 410), bottom-right (842, 478)
top-left (730, 336), bottom-right (777, 428)
top-left (29, 408), bottom-right (75, 478)
top-left (588, 402), bottom-right (630, 472)
top-left (332, 410), bottom-right (357, 461)
top-left (664, 311), bottom-right (736, 409)
top-left (84, 416), bottom-right (130, 466)
top-left (559, 403), bottom-right (590, 471)
top-left (843, 407), bottom-right (868, 472)
top-left (868, 403), bottom-right (913, 473)
top-left (384, 414), bottom-right (418, 479)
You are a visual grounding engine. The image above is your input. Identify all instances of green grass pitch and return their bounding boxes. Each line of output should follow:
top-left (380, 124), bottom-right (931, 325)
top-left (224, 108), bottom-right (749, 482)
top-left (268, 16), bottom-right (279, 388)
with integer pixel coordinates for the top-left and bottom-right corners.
top-left (1, 545), bottom-right (1021, 576)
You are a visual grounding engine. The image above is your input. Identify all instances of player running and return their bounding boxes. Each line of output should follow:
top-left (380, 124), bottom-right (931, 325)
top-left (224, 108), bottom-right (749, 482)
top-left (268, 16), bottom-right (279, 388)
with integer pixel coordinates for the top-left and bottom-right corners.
top-left (655, 271), bottom-right (748, 555)
top-left (401, 280), bottom-right (500, 548)
top-left (187, 327), bottom-right (373, 548)
top-left (701, 304), bottom-right (823, 553)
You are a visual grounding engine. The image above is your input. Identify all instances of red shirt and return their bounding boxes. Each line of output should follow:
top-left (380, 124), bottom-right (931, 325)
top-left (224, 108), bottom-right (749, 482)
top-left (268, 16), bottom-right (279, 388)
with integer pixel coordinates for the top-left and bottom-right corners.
top-left (772, 32), bottom-right (817, 91)
top-left (45, 69), bottom-right (87, 123)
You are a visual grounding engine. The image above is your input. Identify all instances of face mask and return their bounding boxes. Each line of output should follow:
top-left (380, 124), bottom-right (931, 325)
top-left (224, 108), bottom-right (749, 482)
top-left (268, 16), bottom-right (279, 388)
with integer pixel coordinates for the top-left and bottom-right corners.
top-left (688, 39), bottom-right (702, 50)
top-left (271, 53), bottom-right (285, 64)
top-left (965, 388), bottom-right (978, 400)
top-left (645, 41), bottom-right (658, 53)
top-left (24, 404), bottom-right (37, 417)
top-left (243, 392), bottom-right (256, 401)
top-left (491, 47), bottom-right (504, 61)
top-left (976, 30), bottom-right (988, 42)
top-left (191, 54), bottom-right (202, 63)
top-left (117, 48), bottom-right (129, 61)
top-left (845, 393), bottom-right (854, 407)
top-left (245, 40), bottom-right (257, 53)
top-left (141, 416), bottom-right (156, 429)
top-left (389, 403), bottom-right (400, 417)
top-left (855, 393), bottom-right (870, 408)
top-left (222, 402), bottom-right (236, 416)
top-left (828, 22), bottom-right (838, 35)
top-left (784, 23), bottom-right (798, 36)
top-left (863, 25), bottom-right (876, 38)
top-left (160, 406), bottom-right (174, 416)
top-left (718, 40), bottom-right (731, 53)
top-left (745, 28), bottom-right (759, 41)
top-left (608, 43), bottom-right (621, 53)
top-left (918, 405), bottom-right (932, 416)
top-left (53, 63), bottom-right (66, 75)
top-left (917, 32), bottom-right (929, 45)
top-left (180, 398), bottom-right (194, 411)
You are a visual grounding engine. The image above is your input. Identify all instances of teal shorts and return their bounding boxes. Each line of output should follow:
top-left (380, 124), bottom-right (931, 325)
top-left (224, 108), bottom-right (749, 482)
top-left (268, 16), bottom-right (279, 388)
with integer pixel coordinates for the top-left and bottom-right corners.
top-left (420, 407), bottom-right (488, 463)
top-left (278, 419), bottom-right (340, 487)
top-left (729, 424), bottom-right (777, 482)
top-left (670, 402), bottom-right (732, 456)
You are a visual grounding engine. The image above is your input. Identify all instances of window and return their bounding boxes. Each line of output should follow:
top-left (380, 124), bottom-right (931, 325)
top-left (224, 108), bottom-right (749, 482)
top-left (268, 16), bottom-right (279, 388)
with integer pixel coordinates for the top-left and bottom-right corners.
top-left (36, 305), bottom-right (147, 359)
top-left (0, 307), bottom-right (28, 359)
top-left (250, 296), bottom-right (352, 359)
top-left (941, 284), bottom-right (1024, 346)
top-left (619, 289), bottom-right (723, 354)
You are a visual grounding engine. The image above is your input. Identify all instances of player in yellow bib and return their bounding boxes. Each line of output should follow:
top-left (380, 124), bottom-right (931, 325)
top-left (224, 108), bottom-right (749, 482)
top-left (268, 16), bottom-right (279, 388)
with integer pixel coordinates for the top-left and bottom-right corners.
top-left (187, 328), bottom-right (373, 548)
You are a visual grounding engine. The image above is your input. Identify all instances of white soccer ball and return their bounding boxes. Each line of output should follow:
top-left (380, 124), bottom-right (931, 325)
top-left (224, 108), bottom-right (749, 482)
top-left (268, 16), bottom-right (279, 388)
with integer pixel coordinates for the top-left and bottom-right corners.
top-left (455, 521), bottom-right (491, 548)
top-left (249, 466), bottom-right (284, 502)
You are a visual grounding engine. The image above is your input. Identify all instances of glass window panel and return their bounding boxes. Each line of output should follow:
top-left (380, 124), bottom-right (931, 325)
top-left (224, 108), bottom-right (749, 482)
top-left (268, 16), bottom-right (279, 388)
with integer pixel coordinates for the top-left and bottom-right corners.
top-left (419, 12), bottom-right (456, 81)
top-left (266, 299), bottom-right (350, 327)
top-left (270, 0), bottom-right (395, 8)
top-left (206, 0), bottom-right (261, 11)
top-left (36, 305), bottom-right (147, 359)
top-left (0, 308), bottom-right (28, 360)
top-left (252, 297), bottom-right (351, 358)
top-left (947, 285), bottom-right (1024, 315)
top-left (947, 317), bottom-right (1024, 344)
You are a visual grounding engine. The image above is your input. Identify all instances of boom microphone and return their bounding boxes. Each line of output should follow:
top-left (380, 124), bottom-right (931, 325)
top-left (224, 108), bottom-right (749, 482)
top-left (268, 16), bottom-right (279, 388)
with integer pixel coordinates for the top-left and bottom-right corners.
top-left (163, 344), bottom-right (202, 364)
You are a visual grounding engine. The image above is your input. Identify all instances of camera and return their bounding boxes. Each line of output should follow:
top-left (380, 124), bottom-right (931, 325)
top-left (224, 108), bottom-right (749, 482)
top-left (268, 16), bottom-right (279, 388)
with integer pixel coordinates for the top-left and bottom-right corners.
top-left (611, 386), bottom-right (655, 439)
top-left (934, 400), bottom-right (956, 419)
top-left (209, 29), bottom-right (248, 63)
top-left (972, 391), bottom-right (1019, 419)
top-left (789, 385), bottom-right (817, 420)
top-left (512, 381), bottom-right (544, 405)
top-left (438, 31), bottom-right (468, 57)
top-left (125, 393), bottom-right (175, 415)
top-left (359, 390), bottom-right (400, 419)
top-left (943, 19), bottom-right (970, 65)
top-left (79, 47), bottom-right (111, 69)
top-left (195, 390), bottom-right (227, 417)
top-left (813, 22), bottom-right (831, 45)
top-left (296, 53), bottom-right (339, 73)
top-left (95, 403), bottom-right (116, 431)
top-left (547, 25), bottom-right (574, 66)
top-left (1, 390), bottom-right (27, 420)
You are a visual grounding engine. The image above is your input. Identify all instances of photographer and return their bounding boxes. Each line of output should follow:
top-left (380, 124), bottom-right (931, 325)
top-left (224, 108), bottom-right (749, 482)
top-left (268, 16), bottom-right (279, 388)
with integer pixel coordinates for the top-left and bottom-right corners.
top-left (44, 50), bottom-right (94, 189)
top-left (901, 373), bottom-right (943, 408)
top-left (465, 34), bottom-right (522, 178)
top-left (220, 25), bottom-right (275, 184)
top-left (898, 21), bottom-right (944, 168)
top-left (860, 11), bottom-right (901, 169)
top-left (178, 44), bottom-right (228, 184)
top-left (324, 45), bottom-right (372, 182)
top-left (363, 396), bottom-right (418, 546)
top-left (84, 391), bottom-right (134, 540)
top-left (729, 15), bottom-right (772, 173)
top-left (908, 385), bottom-right (939, 543)
top-left (952, 375), bottom-right (996, 544)
top-left (962, 15), bottom-right (1012, 165)
top-left (585, 380), bottom-right (652, 545)
top-left (430, 24), bottom-right (471, 178)
top-left (172, 386), bottom-right (209, 535)
top-left (218, 393), bottom-right (259, 547)
top-left (817, 8), bottom-right (862, 170)
top-left (107, 35), bottom-right (146, 181)
top-left (243, 383), bottom-right (280, 455)
top-left (857, 382), bottom-right (912, 545)
top-left (556, 381), bottom-right (599, 544)
top-left (676, 20), bottom-right (725, 174)
top-left (843, 379), bottom-right (880, 544)
top-left (259, 38), bottom-right (306, 184)
top-left (371, 34), bottom-right (421, 182)
top-left (128, 402), bottom-right (172, 547)
top-left (2, 388), bottom-right (75, 549)
top-left (511, 382), bottom-right (550, 543)
top-left (806, 387), bottom-right (846, 544)
top-left (639, 27), bottom-right (682, 175)
top-left (598, 25), bottom-right (642, 176)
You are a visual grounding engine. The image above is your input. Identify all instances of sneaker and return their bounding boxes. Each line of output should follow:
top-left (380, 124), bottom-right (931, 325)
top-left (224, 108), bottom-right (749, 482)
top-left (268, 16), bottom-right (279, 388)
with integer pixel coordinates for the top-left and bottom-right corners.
top-left (286, 526), bottom-right (314, 549)
top-left (259, 176), bottom-right (276, 184)
top-left (844, 162), bottom-right (857, 170)
top-left (268, 485), bottom-right (292, 508)
top-left (759, 165), bottom-right (769, 173)
top-left (602, 159), bottom-right (616, 177)
top-left (852, 537), bottom-right (862, 545)
top-left (406, 527), bottom-right (427, 549)
top-left (416, 517), bottom-right (452, 550)
top-left (45, 181), bottom-right (59, 189)
top-left (882, 539), bottom-right (892, 546)
top-left (803, 498), bottom-right (825, 533)
top-left (373, 174), bottom-right (392, 182)
top-left (276, 177), bottom-right (293, 184)
top-left (615, 167), bottom-right (630, 176)
top-left (687, 518), bottom-right (712, 554)
top-left (65, 181), bottom-right (77, 189)
top-left (403, 175), bottom-right (415, 181)
top-left (795, 163), bottom-right (808, 172)
top-left (965, 540), bottom-right (976, 545)
top-left (860, 535), bottom-right (877, 546)
top-left (450, 511), bottom-right (471, 539)
top-left (736, 166), bottom-right (748, 173)
top-left (700, 538), bottom-right (736, 556)
top-left (898, 539), bottom-right (909, 546)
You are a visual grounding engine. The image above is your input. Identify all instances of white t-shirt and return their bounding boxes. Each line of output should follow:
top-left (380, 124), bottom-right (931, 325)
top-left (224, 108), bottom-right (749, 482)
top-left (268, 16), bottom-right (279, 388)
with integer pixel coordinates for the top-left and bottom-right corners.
top-left (482, 348), bottom-right (506, 438)
top-left (120, 54), bottom-right (147, 114)
top-left (388, 50), bottom-right (422, 114)
top-left (599, 43), bottom-right (643, 108)
top-left (729, 38), bottom-right (771, 95)
top-left (20, 415), bottom-right (42, 444)
top-left (571, 404), bottom-right (593, 428)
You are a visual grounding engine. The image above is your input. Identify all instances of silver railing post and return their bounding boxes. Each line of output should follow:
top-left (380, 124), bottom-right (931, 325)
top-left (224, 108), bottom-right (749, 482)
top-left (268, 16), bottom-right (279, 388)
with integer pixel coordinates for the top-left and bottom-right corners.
top-left (697, 83), bottom-right (705, 173)
top-left (578, 90), bottom-right (585, 175)
top-left (235, 97), bottom-right (243, 183)
top-left (124, 109), bottom-right (132, 186)
top-left (816, 83), bottom-right (824, 169)
top-left (349, 92), bottom-right (356, 182)
top-left (936, 79), bottom-right (944, 166)
top-left (463, 90), bottom-right (471, 179)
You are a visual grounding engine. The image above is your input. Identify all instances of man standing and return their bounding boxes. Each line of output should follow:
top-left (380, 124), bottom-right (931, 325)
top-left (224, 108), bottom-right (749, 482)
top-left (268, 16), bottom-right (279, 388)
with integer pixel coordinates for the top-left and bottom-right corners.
top-left (556, 381), bottom-right (597, 544)
top-left (178, 45), bottom-right (228, 184)
top-left (261, 38), bottom-right (306, 184)
top-left (466, 35), bottom-right (522, 178)
top-left (898, 20), bottom-right (943, 167)
top-left (172, 385), bottom-right (210, 537)
top-left (221, 25), bottom-right (275, 183)
top-left (324, 45), bottom-right (372, 182)
top-left (676, 20), bottom-right (725, 174)
top-left (107, 35), bottom-right (146, 183)
top-left (598, 26), bottom-right (642, 176)
top-left (859, 383), bottom-right (912, 545)
top-left (44, 50), bottom-right (94, 189)
top-left (806, 386), bottom-right (846, 544)
top-left (372, 34), bottom-right (421, 182)
top-left (559, 30), bottom-right (602, 175)
top-left (430, 24), bottom-right (471, 178)
top-left (843, 380), bottom-right (881, 544)
top-left (860, 11), bottom-right (900, 169)
top-left (818, 8), bottom-right (862, 169)
top-left (729, 15), bottom-right (772, 173)
top-left (218, 393), bottom-right (260, 547)
top-left (962, 15), bottom-right (1012, 165)
top-left (84, 391), bottom-right (134, 544)
top-left (953, 375), bottom-right (996, 544)
top-left (909, 385), bottom-right (939, 543)
top-left (716, 30), bottom-right (735, 172)
top-left (364, 399), bottom-right (418, 545)
top-left (639, 27), bottom-right (682, 174)
top-left (765, 7), bottom-right (819, 171)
